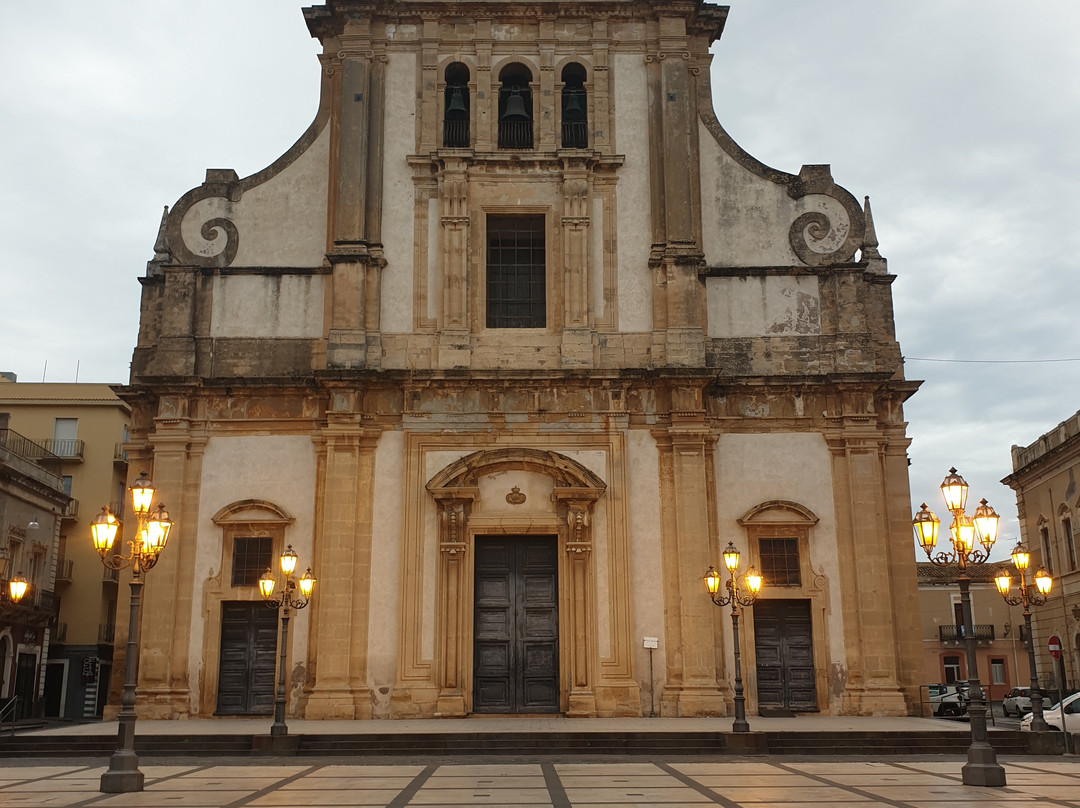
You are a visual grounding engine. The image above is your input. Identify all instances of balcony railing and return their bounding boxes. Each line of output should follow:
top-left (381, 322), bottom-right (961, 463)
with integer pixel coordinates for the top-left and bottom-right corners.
top-left (108, 501), bottom-right (125, 521)
top-left (54, 622), bottom-right (68, 643)
top-left (55, 559), bottom-right (74, 582)
top-left (939, 624), bottom-right (995, 645)
top-left (41, 438), bottom-right (84, 460)
top-left (31, 589), bottom-right (60, 615)
top-left (102, 567), bottom-right (119, 583)
top-left (98, 623), bottom-right (116, 644)
top-left (60, 499), bottom-right (80, 520)
top-left (114, 443), bottom-right (128, 463)
top-left (0, 429), bottom-right (57, 462)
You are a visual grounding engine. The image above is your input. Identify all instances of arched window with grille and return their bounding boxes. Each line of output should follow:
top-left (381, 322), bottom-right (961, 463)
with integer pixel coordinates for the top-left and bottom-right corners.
top-left (443, 62), bottom-right (470, 148)
top-left (498, 63), bottom-right (533, 149)
top-left (560, 63), bottom-right (588, 149)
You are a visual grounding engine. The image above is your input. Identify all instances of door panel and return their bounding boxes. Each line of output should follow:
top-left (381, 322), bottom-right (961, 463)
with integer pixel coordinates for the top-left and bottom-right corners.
top-left (216, 602), bottom-right (278, 715)
top-left (753, 599), bottom-right (818, 712)
top-left (474, 536), bottom-right (558, 713)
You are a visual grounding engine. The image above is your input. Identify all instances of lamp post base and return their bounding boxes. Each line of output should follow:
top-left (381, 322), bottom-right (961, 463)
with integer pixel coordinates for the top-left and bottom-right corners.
top-left (100, 756), bottom-right (145, 793)
top-left (961, 750), bottom-right (1007, 787)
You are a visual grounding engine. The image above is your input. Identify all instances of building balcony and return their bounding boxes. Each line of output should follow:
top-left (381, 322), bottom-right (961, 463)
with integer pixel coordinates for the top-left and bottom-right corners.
top-left (113, 443), bottom-right (128, 465)
top-left (939, 623), bottom-right (995, 647)
top-left (60, 499), bottom-right (80, 521)
top-left (102, 566), bottom-right (119, 583)
top-left (41, 438), bottom-right (84, 461)
top-left (55, 558), bottom-right (74, 582)
top-left (54, 622), bottom-right (68, 643)
top-left (108, 501), bottom-right (125, 521)
top-left (98, 623), bottom-right (115, 644)
top-left (31, 588), bottom-right (60, 615)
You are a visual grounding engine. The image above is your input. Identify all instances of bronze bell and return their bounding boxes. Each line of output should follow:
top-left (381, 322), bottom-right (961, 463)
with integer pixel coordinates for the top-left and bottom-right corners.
top-left (563, 90), bottom-right (584, 120)
top-left (502, 87), bottom-right (529, 119)
top-left (447, 86), bottom-right (467, 115)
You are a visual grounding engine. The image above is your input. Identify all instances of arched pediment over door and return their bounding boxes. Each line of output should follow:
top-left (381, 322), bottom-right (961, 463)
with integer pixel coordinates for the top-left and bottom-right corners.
top-left (424, 447), bottom-right (606, 718)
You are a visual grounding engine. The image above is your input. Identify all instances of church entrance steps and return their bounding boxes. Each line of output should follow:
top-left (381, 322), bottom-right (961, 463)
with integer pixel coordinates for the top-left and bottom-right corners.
top-left (0, 716), bottom-right (1058, 758)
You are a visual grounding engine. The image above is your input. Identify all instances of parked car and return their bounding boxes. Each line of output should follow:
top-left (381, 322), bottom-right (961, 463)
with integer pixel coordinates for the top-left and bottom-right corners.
top-left (927, 683), bottom-right (967, 717)
top-left (1002, 687), bottom-right (1032, 717)
top-left (1020, 691), bottom-right (1080, 731)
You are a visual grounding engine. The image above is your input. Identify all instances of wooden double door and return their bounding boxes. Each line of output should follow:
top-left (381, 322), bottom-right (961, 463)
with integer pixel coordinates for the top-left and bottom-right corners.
top-left (216, 602), bottom-right (278, 715)
top-left (473, 536), bottom-right (559, 713)
top-left (753, 599), bottom-right (818, 712)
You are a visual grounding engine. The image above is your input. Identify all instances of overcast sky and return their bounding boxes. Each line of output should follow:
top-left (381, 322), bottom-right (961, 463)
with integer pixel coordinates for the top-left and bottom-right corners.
top-left (2, 1), bottom-right (1077, 557)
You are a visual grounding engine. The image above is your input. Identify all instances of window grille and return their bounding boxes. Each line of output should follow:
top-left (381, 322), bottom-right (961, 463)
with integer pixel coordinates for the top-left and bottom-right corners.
top-left (486, 215), bottom-right (546, 328)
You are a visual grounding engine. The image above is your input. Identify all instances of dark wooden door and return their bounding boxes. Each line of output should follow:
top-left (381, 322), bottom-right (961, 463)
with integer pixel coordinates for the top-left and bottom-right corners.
top-left (216, 602), bottom-right (278, 715)
top-left (753, 599), bottom-right (818, 712)
top-left (14, 653), bottom-right (37, 718)
top-left (473, 536), bottom-right (559, 713)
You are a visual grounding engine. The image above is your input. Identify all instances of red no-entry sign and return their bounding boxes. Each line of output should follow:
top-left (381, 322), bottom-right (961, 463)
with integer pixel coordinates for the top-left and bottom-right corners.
top-left (1049, 635), bottom-right (1062, 660)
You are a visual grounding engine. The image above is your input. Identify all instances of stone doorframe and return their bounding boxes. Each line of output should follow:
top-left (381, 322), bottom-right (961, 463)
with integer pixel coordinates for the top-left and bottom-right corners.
top-left (738, 499), bottom-right (832, 713)
top-left (425, 448), bottom-right (606, 717)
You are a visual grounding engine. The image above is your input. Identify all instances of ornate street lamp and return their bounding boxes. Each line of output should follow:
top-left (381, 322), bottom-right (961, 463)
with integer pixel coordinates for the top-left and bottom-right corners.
top-left (995, 543), bottom-right (1053, 732)
top-left (704, 542), bottom-right (763, 732)
top-left (0, 548), bottom-right (29, 604)
top-left (259, 544), bottom-right (315, 737)
top-left (913, 467), bottom-right (1006, 787)
top-left (90, 471), bottom-right (172, 794)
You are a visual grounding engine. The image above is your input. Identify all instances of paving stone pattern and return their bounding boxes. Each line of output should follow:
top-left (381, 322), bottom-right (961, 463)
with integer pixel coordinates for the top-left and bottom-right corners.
top-left (0, 759), bottom-right (1077, 808)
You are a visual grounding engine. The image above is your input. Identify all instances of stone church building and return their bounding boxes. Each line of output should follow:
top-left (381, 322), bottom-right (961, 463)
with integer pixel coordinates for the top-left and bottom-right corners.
top-left (118, 0), bottom-right (922, 720)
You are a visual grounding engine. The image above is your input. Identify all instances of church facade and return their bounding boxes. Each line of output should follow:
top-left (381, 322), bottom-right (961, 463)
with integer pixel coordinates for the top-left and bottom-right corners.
top-left (118, 0), bottom-right (922, 720)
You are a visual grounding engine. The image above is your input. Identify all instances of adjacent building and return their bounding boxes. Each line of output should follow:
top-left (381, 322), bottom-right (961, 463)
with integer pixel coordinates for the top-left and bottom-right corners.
top-left (916, 562), bottom-right (1028, 709)
top-left (0, 380), bottom-right (130, 719)
top-left (0, 405), bottom-right (67, 718)
top-left (118, 0), bottom-right (923, 721)
top-left (1003, 410), bottom-right (1080, 697)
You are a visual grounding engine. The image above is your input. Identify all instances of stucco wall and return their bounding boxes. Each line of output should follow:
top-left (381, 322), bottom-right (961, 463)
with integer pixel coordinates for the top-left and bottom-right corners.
top-left (369, 429), bottom-right (404, 715)
top-left (706, 275), bottom-right (821, 338)
top-left (210, 274), bottom-right (325, 338)
top-left (714, 432), bottom-right (845, 668)
top-left (178, 128), bottom-right (330, 268)
top-left (381, 51), bottom-right (418, 334)
top-left (612, 52), bottom-right (652, 334)
top-left (189, 435), bottom-right (318, 711)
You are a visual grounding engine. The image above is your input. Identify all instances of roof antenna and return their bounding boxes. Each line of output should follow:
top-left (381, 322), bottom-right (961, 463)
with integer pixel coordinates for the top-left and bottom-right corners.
top-left (75, 360), bottom-right (80, 383)
top-left (42, 360), bottom-right (47, 383)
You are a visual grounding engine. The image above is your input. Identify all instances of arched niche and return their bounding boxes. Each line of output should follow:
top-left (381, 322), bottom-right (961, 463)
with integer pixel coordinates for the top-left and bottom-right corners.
top-left (425, 448), bottom-right (606, 717)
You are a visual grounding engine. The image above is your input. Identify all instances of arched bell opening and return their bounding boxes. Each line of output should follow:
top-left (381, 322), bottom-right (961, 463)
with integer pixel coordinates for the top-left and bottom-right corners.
top-left (443, 61), bottom-right (471, 148)
top-left (497, 63), bottom-right (533, 149)
top-left (560, 63), bottom-right (588, 149)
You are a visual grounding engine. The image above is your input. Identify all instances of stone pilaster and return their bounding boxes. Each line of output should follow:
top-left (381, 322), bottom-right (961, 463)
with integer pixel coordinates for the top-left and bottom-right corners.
top-left (657, 386), bottom-right (727, 716)
top-left (433, 496), bottom-right (472, 717)
top-left (305, 411), bottom-right (379, 719)
top-left (559, 497), bottom-right (598, 716)
top-left (826, 390), bottom-right (909, 715)
top-left (438, 159), bottom-right (472, 369)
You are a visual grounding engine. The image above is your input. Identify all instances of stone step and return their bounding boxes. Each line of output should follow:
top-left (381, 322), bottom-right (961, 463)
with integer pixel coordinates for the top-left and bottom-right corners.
top-left (0, 729), bottom-right (1042, 759)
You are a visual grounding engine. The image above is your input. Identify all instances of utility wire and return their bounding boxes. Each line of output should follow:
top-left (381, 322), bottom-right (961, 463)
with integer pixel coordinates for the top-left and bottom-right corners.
top-left (904, 357), bottom-right (1080, 364)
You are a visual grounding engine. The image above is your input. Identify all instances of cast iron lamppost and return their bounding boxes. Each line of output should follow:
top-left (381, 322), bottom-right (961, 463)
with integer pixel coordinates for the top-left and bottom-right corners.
top-left (704, 542), bottom-right (763, 732)
top-left (259, 545), bottom-right (315, 737)
top-left (995, 543), bottom-right (1052, 732)
top-left (913, 467), bottom-right (1006, 787)
top-left (90, 471), bottom-right (172, 794)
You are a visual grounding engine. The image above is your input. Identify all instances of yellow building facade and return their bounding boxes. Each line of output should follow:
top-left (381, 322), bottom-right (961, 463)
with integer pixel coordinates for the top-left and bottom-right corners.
top-left (119, 0), bottom-right (923, 721)
top-left (1003, 411), bottom-right (1080, 697)
top-left (0, 382), bottom-right (130, 719)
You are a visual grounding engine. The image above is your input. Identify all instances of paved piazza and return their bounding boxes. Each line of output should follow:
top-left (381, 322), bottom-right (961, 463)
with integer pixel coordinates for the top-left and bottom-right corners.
top-left (0, 758), bottom-right (1078, 808)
